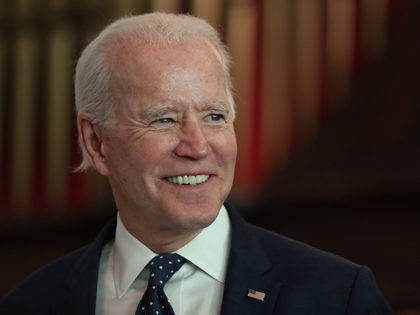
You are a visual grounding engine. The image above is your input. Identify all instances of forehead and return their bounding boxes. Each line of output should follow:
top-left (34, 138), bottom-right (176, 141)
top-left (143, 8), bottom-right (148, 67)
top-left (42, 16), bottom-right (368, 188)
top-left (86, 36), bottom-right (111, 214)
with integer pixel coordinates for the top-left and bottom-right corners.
top-left (109, 37), bottom-right (228, 108)
top-left (109, 36), bottom-right (223, 76)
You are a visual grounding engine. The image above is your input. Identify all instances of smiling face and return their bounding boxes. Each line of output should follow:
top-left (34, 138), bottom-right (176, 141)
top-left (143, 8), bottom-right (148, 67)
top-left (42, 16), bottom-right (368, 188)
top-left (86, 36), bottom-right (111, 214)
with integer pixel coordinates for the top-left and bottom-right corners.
top-left (84, 38), bottom-right (237, 251)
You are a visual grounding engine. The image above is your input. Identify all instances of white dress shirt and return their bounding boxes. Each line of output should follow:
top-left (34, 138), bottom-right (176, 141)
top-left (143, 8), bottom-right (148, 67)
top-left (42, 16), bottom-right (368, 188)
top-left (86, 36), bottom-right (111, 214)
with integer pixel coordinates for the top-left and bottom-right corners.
top-left (95, 206), bottom-right (231, 315)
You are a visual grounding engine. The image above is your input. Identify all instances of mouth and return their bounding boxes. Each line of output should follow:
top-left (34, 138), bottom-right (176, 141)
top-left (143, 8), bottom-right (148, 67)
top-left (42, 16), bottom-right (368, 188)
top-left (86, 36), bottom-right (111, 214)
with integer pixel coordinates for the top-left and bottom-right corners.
top-left (165, 174), bottom-right (210, 186)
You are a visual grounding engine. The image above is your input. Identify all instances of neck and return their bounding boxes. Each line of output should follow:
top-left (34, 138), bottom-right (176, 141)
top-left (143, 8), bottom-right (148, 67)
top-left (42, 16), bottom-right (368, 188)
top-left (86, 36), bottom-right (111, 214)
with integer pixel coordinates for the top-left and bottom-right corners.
top-left (119, 212), bottom-right (202, 253)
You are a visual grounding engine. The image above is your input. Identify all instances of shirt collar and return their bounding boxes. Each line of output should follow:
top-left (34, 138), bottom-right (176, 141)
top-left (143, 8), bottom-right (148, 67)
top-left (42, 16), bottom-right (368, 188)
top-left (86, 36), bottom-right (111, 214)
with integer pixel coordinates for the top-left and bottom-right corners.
top-left (113, 214), bottom-right (156, 298)
top-left (176, 205), bottom-right (231, 283)
top-left (113, 205), bottom-right (231, 298)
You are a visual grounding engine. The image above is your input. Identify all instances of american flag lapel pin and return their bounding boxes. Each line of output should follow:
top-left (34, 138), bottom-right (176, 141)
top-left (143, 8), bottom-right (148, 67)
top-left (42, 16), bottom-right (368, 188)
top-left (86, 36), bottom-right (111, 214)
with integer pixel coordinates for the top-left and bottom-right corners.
top-left (247, 289), bottom-right (266, 301)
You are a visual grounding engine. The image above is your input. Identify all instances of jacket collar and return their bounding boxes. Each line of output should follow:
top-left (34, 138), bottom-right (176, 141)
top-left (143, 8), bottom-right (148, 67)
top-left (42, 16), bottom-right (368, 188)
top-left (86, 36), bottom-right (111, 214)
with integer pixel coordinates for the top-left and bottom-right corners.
top-left (57, 204), bottom-right (283, 315)
top-left (220, 204), bottom-right (283, 315)
top-left (59, 219), bottom-right (117, 315)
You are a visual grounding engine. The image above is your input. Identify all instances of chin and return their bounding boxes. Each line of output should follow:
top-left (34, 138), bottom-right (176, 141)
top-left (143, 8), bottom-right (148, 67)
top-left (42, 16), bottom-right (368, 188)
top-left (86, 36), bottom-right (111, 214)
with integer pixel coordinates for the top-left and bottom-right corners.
top-left (172, 203), bottom-right (221, 232)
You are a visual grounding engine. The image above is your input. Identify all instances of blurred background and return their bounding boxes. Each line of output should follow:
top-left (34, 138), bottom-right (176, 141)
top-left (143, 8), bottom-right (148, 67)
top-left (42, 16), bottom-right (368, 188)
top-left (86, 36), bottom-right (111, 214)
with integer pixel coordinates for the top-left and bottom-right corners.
top-left (0, 0), bottom-right (419, 312)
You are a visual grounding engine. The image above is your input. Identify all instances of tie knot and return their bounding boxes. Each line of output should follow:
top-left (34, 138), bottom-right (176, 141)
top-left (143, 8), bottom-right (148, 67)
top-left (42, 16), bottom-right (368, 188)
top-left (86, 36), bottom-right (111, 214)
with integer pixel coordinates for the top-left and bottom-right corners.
top-left (147, 253), bottom-right (186, 287)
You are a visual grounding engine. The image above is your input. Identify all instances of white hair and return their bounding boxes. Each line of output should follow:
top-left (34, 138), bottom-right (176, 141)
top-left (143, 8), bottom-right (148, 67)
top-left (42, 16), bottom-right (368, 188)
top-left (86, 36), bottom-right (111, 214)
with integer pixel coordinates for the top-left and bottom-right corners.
top-left (74, 12), bottom-right (235, 171)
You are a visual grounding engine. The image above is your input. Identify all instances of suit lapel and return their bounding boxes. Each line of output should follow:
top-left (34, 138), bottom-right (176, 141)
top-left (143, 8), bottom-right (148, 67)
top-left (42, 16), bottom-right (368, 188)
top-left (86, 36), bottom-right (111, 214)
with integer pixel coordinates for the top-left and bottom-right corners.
top-left (54, 219), bottom-right (117, 315)
top-left (220, 205), bottom-right (283, 315)
top-left (47, 207), bottom-right (282, 314)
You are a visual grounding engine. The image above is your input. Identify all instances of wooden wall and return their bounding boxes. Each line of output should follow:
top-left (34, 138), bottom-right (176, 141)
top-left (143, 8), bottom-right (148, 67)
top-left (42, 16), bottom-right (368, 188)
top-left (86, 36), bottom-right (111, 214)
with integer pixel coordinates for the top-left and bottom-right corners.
top-left (1, 1), bottom-right (419, 311)
top-left (0, 0), bottom-right (402, 221)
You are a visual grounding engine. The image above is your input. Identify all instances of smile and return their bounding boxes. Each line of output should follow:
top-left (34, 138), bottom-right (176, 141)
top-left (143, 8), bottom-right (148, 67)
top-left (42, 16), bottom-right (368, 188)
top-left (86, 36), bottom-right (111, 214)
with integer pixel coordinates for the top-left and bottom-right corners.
top-left (166, 175), bottom-right (210, 185)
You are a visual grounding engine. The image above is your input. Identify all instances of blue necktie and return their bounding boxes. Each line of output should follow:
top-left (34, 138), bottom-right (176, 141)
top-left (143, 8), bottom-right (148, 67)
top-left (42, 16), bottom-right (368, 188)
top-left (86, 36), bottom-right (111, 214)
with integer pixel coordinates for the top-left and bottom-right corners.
top-left (136, 253), bottom-right (186, 315)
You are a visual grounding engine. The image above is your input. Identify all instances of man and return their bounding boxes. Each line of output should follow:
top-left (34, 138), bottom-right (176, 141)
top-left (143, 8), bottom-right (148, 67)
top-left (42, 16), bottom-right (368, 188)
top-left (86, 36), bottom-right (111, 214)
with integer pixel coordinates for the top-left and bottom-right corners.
top-left (0, 12), bottom-right (393, 315)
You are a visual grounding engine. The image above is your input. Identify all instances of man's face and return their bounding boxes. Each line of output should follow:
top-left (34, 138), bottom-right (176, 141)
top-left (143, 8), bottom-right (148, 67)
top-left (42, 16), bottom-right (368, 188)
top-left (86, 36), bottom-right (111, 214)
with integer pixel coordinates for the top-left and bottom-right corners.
top-left (96, 38), bottom-right (237, 244)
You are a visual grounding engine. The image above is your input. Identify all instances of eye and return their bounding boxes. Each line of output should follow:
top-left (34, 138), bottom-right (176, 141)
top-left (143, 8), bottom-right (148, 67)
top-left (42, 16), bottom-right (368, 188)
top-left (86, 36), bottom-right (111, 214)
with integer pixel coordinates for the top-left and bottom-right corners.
top-left (149, 117), bottom-right (177, 130)
top-left (206, 113), bottom-right (224, 122)
top-left (156, 117), bottom-right (175, 124)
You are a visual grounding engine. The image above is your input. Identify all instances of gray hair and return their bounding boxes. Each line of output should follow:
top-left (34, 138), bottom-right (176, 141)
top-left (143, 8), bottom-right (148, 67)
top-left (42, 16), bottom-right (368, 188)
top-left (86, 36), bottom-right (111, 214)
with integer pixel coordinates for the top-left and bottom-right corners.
top-left (74, 12), bottom-right (234, 171)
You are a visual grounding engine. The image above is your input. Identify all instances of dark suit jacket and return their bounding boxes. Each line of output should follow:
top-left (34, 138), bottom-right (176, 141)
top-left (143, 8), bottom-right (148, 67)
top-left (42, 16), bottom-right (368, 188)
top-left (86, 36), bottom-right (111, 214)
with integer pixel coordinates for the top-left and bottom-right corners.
top-left (0, 205), bottom-right (393, 314)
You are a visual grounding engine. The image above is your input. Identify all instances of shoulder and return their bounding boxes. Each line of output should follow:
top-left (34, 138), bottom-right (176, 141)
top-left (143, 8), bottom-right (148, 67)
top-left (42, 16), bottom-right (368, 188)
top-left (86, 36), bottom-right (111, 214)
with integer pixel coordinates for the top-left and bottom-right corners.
top-left (228, 210), bottom-right (393, 313)
top-left (0, 218), bottom-right (116, 314)
top-left (227, 204), bottom-right (359, 273)
top-left (246, 222), bottom-right (371, 295)
top-left (227, 204), bottom-right (372, 289)
top-left (0, 246), bottom-right (89, 313)
top-left (249, 222), bottom-right (358, 270)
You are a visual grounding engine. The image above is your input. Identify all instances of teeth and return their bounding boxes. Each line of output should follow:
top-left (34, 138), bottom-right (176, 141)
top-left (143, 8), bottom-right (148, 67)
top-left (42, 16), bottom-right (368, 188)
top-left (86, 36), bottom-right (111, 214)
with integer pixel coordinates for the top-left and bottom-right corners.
top-left (167, 175), bottom-right (209, 185)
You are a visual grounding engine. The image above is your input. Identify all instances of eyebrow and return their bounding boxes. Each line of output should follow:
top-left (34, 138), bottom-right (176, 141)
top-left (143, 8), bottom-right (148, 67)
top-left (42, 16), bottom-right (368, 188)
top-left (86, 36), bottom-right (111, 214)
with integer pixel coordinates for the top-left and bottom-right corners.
top-left (142, 106), bottom-right (177, 121)
top-left (203, 103), bottom-right (231, 114)
top-left (141, 103), bottom-right (231, 121)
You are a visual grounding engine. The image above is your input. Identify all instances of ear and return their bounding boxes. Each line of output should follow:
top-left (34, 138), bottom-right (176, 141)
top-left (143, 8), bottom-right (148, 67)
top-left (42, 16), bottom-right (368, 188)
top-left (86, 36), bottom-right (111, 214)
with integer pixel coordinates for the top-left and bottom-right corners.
top-left (77, 113), bottom-right (111, 176)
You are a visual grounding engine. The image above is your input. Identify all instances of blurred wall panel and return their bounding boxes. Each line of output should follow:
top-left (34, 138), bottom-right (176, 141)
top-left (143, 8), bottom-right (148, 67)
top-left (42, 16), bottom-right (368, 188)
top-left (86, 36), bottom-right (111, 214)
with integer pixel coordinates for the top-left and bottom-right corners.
top-left (0, 0), bottom-right (400, 220)
top-left (261, 0), bottom-right (293, 177)
top-left (112, 0), bottom-right (152, 16)
top-left (0, 32), bottom-right (5, 207)
top-left (293, 0), bottom-right (323, 149)
top-left (11, 22), bottom-right (40, 219)
top-left (360, 0), bottom-right (388, 66)
top-left (45, 24), bottom-right (74, 214)
top-left (326, 0), bottom-right (355, 109)
top-left (192, 0), bottom-right (224, 29)
top-left (226, 0), bottom-right (258, 195)
top-left (152, 0), bottom-right (182, 13)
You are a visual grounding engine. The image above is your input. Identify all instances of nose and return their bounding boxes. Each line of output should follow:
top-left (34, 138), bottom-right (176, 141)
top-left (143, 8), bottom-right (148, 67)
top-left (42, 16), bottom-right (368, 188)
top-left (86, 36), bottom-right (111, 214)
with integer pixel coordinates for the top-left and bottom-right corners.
top-left (174, 119), bottom-right (209, 159)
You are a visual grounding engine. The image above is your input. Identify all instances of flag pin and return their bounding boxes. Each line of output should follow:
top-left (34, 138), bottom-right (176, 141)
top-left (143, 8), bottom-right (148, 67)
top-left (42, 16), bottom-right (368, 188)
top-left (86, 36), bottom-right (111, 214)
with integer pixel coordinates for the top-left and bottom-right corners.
top-left (247, 289), bottom-right (265, 301)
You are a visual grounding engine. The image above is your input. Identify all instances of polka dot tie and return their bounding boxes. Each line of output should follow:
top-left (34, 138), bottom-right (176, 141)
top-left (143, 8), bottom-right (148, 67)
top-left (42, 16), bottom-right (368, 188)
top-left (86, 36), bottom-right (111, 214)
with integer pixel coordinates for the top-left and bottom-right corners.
top-left (136, 253), bottom-right (186, 315)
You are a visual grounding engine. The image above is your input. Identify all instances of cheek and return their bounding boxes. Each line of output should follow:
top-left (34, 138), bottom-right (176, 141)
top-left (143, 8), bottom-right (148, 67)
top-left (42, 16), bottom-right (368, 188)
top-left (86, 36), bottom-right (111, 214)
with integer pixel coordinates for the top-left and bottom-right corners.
top-left (102, 133), bottom-right (145, 174)
top-left (210, 130), bottom-right (237, 163)
top-left (128, 134), bottom-right (178, 172)
top-left (142, 133), bottom-right (176, 154)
